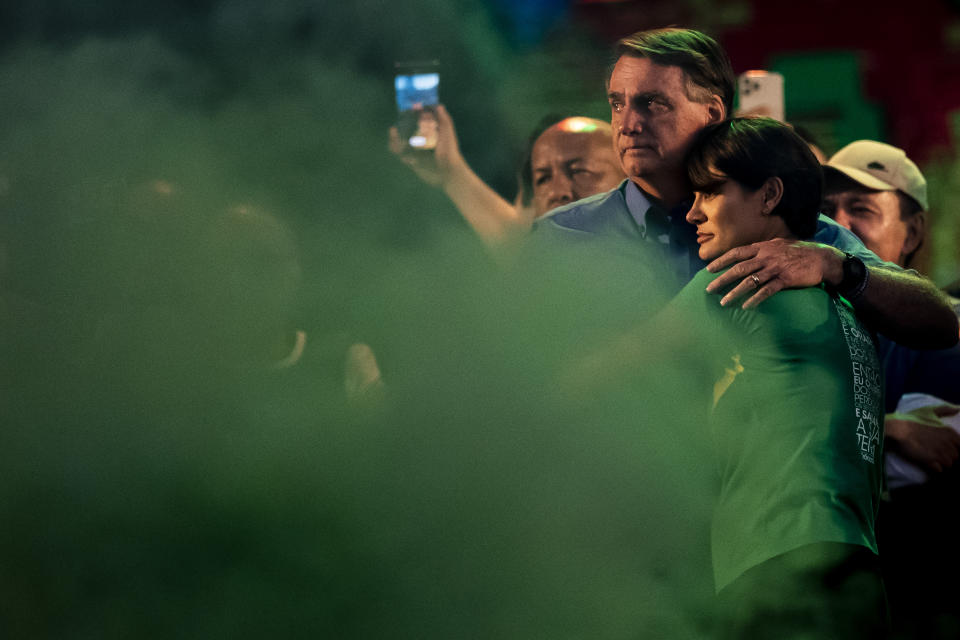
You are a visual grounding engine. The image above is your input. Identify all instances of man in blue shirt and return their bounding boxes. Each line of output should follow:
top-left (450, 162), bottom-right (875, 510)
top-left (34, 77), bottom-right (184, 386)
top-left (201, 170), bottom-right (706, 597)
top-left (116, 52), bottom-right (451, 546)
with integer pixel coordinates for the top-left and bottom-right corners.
top-left (532, 28), bottom-right (958, 349)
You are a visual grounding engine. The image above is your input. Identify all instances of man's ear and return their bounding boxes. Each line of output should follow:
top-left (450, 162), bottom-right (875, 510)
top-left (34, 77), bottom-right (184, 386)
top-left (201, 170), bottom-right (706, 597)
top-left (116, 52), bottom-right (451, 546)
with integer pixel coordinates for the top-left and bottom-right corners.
top-left (706, 94), bottom-right (725, 125)
top-left (760, 176), bottom-right (784, 214)
top-left (901, 211), bottom-right (926, 264)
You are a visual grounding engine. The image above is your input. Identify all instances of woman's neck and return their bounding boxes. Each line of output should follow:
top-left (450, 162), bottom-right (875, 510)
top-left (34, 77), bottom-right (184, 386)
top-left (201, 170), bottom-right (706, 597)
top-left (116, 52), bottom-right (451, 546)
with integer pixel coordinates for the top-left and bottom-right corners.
top-left (764, 216), bottom-right (798, 243)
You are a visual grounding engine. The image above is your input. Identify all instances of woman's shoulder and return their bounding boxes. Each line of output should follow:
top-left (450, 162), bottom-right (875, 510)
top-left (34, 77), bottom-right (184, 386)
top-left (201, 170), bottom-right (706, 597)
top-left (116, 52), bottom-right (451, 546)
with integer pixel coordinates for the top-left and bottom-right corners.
top-left (681, 268), bottom-right (840, 334)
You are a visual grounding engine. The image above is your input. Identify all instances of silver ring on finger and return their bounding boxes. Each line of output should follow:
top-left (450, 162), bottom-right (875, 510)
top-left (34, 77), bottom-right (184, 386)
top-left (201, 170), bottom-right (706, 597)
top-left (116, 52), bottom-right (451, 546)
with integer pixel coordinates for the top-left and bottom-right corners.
top-left (751, 274), bottom-right (761, 288)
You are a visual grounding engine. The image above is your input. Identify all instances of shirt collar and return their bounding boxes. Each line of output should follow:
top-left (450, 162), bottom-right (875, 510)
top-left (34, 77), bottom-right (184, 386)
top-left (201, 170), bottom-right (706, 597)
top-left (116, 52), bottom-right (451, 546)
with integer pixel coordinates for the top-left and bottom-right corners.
top-left (625, 180), bottom-right (695, 225)
top-left (624, 180), bottom-right (654, 234)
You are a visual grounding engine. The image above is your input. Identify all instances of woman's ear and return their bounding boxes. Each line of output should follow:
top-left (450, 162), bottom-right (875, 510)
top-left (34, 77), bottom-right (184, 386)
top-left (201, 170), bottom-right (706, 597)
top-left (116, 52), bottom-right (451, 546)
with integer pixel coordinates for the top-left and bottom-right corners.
top-left (760, 176), bottom-right (784, 215)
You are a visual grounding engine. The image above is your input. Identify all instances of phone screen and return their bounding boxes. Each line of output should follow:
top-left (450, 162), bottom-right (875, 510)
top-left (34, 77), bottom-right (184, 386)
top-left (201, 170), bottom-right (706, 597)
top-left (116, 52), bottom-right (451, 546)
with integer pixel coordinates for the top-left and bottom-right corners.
top-left (394, 63), bottom-right (439, 150)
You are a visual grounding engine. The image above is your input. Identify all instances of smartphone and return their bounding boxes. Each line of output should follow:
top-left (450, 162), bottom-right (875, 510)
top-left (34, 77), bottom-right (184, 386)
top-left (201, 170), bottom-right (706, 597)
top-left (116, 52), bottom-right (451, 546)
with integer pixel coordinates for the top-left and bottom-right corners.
top-left (737, 70), bottom-right (784, 122)
top-left (394, 61), bottom-right (440, 151)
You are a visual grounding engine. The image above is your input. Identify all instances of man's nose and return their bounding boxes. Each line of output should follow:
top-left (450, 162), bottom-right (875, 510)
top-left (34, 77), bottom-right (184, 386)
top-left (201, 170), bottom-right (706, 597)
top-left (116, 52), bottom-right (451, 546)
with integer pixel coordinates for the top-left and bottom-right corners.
top-left (619, 106), bottom-right (644, 135)
top-left (832, 207), bottom-right (853, 230)
top-left (546, 173), bottom-right (574, 204)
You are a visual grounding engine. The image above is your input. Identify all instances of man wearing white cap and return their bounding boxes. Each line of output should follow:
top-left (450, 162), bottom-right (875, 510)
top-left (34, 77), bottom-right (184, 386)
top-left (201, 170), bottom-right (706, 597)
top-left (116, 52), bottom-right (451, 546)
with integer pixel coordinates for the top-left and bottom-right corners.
top-left (822, 141), bottom-right (960, 413)
top-left (823, 140), bottom-right (960, 639)
top-left (822, 140), bottom-right (929, 269)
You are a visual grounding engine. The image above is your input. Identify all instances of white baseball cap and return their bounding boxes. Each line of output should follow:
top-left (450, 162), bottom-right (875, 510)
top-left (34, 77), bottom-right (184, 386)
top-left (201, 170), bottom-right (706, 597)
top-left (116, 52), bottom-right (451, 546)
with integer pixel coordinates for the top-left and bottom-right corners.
top-left (825, 140), bottom-right (928, 211)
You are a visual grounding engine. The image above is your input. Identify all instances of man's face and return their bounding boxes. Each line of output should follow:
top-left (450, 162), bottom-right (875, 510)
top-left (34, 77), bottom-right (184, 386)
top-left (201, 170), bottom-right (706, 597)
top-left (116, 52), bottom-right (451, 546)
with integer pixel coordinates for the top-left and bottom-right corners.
top-left (530, 125), bottom-right (623, 216)
top-left (821, 188), bottom-right (909, 264)
top-left (607, 56), bottom-right (721, 194)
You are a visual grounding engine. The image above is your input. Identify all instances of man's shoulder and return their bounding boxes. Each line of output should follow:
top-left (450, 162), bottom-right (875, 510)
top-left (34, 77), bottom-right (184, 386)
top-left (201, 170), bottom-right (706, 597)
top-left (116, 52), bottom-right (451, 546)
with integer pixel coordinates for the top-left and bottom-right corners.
top-left (536, 182), bottom-right (630, 233)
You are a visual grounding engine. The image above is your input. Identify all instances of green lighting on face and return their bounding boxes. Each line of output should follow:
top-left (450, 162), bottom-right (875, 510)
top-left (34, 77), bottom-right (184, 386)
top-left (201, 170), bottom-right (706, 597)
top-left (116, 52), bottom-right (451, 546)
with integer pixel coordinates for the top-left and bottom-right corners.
top-left (556, 117), bottom-right (598, 133)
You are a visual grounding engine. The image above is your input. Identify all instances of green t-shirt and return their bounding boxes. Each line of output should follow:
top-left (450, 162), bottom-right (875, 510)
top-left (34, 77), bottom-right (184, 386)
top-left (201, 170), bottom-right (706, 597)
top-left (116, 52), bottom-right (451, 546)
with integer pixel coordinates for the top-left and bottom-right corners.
top-left (670, 268), bottom-right (884, 592)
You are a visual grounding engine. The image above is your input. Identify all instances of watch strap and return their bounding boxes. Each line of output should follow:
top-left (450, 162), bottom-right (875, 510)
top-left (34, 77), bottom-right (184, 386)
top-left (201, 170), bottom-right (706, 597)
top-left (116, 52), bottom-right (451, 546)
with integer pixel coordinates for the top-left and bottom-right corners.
top-left (836, 252), bottom-right (870, 302)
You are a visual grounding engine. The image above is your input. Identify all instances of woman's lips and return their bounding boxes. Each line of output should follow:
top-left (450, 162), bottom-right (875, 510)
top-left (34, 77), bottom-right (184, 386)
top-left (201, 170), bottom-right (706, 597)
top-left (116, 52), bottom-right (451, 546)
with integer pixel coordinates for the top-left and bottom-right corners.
top-left (696, 232), bottom-right (714, 244)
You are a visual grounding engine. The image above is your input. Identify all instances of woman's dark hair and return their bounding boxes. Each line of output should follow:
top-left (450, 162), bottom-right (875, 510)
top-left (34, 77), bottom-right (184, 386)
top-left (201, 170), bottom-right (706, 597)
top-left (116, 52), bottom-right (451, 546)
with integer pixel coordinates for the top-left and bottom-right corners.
top-left (686, 117), bottom-right (823, 239)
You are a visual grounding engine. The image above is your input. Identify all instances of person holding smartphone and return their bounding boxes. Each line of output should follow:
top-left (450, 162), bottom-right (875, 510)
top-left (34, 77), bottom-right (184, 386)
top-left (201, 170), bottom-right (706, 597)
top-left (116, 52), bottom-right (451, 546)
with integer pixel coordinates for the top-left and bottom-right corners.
top-left (390, 106), bottom-right (623, 250)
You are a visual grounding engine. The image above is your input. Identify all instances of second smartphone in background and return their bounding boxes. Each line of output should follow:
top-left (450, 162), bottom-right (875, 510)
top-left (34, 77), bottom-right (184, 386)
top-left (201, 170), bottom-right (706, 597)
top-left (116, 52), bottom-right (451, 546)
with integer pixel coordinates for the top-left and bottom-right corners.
top-left (737, 70), bottom-right (784, 122)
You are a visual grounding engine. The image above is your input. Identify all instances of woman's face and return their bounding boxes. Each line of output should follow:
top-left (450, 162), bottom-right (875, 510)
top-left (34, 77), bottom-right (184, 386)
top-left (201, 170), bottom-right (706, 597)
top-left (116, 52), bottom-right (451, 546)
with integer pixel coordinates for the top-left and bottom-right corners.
top-left (685, 170), bottom-right (770, 261)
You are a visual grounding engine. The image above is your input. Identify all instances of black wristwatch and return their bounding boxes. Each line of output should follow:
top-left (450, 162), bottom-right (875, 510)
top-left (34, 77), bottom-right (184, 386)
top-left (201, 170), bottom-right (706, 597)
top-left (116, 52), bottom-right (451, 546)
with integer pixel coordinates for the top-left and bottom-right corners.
top-left (835, 252), bottom-right (870, 302)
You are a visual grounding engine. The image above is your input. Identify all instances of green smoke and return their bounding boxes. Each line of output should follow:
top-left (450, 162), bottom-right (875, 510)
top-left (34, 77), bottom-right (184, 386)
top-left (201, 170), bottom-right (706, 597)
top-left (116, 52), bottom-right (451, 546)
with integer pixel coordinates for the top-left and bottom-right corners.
top-left (0, 3), bottom-right (738, 638)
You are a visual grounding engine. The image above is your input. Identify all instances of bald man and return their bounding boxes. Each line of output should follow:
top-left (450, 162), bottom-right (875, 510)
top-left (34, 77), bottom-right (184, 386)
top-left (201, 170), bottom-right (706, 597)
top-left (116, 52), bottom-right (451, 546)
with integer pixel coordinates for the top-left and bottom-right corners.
top-left (390, 107), bottom-right (624, 248)
top-left (525, 117), bottom-right (623, 216)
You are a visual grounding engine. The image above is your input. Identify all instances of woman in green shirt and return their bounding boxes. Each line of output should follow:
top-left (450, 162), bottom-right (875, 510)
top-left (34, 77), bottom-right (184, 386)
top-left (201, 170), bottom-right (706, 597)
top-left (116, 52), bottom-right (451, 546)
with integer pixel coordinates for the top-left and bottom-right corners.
top-left (674, 117), bottom-right (887, 638)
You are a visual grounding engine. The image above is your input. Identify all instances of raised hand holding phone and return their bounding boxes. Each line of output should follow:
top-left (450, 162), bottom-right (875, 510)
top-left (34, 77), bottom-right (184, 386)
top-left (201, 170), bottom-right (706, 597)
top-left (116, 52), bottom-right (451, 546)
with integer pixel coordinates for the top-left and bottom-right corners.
top-left (389, 104), bottom-right (465, 187)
